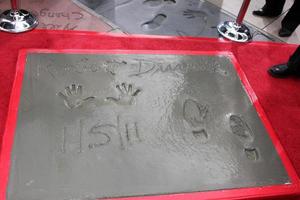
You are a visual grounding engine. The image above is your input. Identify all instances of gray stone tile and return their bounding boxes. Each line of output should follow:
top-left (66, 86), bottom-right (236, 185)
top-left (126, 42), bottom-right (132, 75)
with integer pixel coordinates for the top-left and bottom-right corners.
top-left (74, 0), bottom-right (280, 41)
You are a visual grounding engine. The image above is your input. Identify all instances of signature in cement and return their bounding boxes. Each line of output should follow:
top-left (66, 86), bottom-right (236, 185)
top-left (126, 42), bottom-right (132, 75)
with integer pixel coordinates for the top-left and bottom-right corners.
top-left (62, 116), bottom-right (141, 153)
top-left (88, 119), bottom-right (141, 150)
top-left (88, 124), bottom-right (116, 149)
top-left (37, 8), bottom-right (83, 20)
top-left (128, 59), bottom-right (227, 77)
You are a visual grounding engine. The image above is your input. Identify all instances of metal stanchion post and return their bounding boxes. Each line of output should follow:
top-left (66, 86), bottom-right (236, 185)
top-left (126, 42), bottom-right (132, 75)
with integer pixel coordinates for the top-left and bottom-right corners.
top-left (217, 0), bottom-right (252, 42)
top-left (0, 0), bottom-right (38, 33)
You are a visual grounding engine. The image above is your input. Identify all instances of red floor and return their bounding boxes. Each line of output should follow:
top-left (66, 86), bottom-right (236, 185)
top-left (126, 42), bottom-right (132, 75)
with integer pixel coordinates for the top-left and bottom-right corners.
top-left (0, 30), bottom-right (299, 199)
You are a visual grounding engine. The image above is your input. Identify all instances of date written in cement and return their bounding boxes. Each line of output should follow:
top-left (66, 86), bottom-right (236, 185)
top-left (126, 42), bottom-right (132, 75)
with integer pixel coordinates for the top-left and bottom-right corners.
top-left (61, 116), bottom-right (142, 153)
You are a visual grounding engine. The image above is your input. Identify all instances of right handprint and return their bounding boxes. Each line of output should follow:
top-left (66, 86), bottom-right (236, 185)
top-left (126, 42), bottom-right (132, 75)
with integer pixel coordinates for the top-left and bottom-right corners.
top-left (106, 83), bottom-right (141, 105)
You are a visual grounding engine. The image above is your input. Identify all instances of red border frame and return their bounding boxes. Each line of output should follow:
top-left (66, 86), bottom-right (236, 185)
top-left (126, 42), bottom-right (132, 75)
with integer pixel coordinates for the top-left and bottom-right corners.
top-left (0, 49), bottom-right (300, 200)
top-left (25, 29), bottom-right (300, 45)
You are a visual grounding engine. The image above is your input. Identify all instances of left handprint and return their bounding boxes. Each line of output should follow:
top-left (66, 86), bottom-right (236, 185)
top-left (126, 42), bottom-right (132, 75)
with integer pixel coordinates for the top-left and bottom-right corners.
top-left (57, 84), bottom-right (95, 109)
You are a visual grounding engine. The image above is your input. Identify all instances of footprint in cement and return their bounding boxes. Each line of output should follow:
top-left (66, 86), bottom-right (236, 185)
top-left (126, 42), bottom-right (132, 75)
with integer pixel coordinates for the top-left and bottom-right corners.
top-left (192, 129), bottom-right (209, 143)
top-left (229, 115), bottom-right (254, 143)
top-left (183, 99), bottom-right (209, 127)
top-left (229, 115), bottom-right (259, 161)
top-left (183, 99), bottom-right (209, 143)
top-left (141, 14), bottom-right (167, 31)
top-left (244, 147), bottom-right (259, 161)
top-left (143, 0), bottom-right (176, 7)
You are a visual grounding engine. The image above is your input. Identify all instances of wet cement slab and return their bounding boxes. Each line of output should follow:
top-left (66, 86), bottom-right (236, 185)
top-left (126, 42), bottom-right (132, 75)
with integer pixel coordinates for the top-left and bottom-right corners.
top-left (7, 52), bottom-right (289, 200)
top-left (73, 0), bottom-right (279, 41)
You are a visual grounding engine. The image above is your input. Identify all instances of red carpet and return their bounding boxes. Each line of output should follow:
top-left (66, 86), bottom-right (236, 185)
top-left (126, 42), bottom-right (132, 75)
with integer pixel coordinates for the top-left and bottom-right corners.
top-left (0, 30), bottom-right (299, 199)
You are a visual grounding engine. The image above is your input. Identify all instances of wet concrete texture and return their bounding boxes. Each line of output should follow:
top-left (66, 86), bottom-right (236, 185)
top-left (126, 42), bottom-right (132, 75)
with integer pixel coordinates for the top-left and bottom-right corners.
top-left (73, 0), bottom-right (279, 41)
top-left (7, 53), bottom-right (289, 200)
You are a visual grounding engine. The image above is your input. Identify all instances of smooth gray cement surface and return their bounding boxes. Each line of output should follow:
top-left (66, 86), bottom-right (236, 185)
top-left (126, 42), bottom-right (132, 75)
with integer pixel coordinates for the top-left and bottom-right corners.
top-left (74, 0), bottom-right (279, 41)
top-left (7, 53), bottom-right (289, 200)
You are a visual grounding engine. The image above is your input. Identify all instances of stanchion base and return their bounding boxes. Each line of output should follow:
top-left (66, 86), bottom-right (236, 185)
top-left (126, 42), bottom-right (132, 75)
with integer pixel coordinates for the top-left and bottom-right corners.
top-left (217, 21), bottom-right (251, 42)
top-left (0, 9), bottom-right (38, 33)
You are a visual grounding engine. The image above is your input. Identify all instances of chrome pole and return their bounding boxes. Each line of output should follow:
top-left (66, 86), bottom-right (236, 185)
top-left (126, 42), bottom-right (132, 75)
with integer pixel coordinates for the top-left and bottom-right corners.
top-left (11, 0), bottom-right (19, 11)
top-left (217, 0), bottom-right (252, 42)
top-left (0, 0), bottom-right (38, 33)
